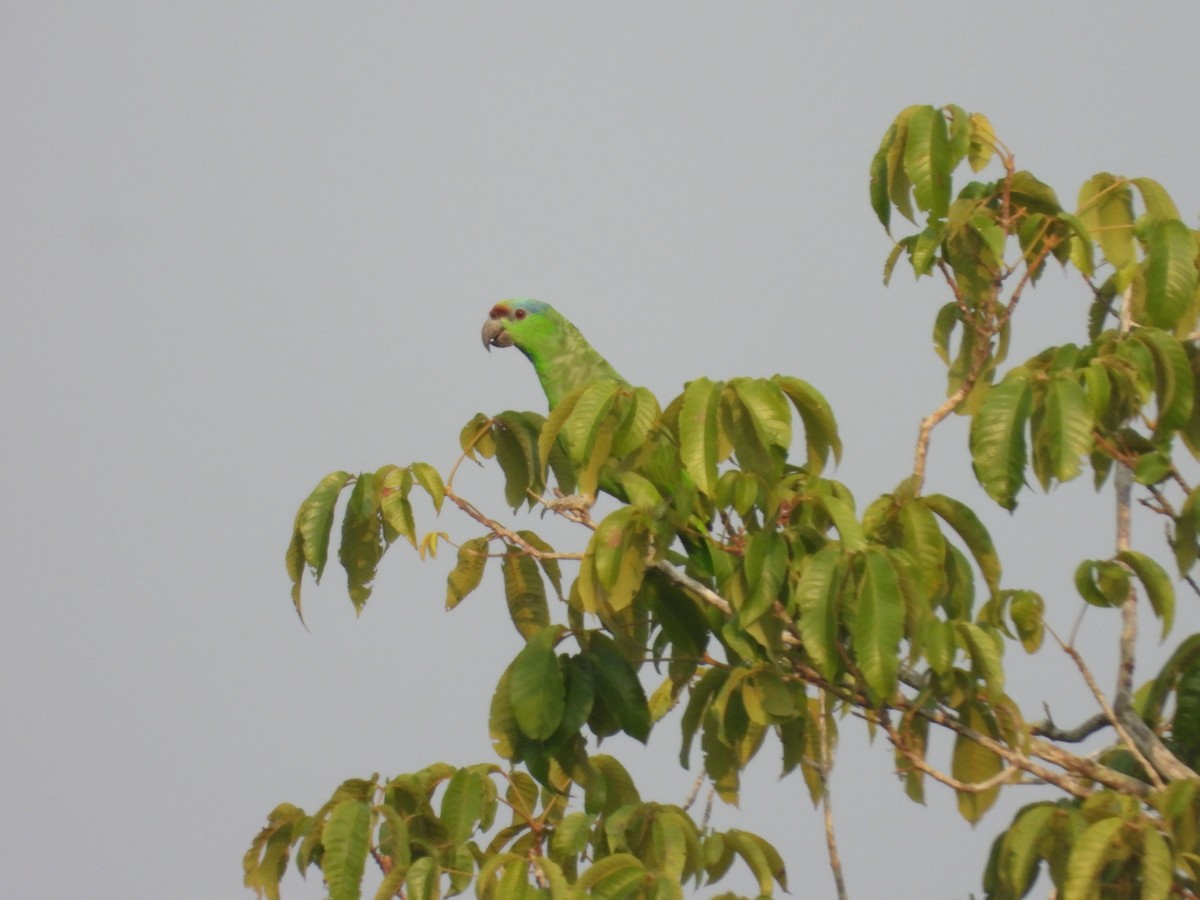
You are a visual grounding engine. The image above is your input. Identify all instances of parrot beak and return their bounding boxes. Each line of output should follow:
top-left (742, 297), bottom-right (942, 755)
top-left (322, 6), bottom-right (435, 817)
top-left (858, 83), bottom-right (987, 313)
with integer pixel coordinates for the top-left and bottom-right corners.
top-left (481, 312), bottom-right (514, 350)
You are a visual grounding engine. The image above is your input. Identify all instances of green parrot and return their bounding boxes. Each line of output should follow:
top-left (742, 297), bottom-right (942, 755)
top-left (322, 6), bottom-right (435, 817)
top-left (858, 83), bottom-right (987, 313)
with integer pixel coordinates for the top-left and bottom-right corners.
top-left (481, 299), bottom-right (626, 409)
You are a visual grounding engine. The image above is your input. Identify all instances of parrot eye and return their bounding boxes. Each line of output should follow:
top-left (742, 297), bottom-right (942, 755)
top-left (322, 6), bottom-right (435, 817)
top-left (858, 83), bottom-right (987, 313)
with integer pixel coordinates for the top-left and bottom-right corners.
top-left (514, 308), bottom-right (527, 320)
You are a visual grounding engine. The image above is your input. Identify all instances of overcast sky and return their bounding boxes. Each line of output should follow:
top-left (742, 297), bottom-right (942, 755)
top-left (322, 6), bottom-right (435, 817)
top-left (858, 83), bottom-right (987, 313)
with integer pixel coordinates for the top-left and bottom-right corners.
top-left (5, 3), bottom-right (1200, 898)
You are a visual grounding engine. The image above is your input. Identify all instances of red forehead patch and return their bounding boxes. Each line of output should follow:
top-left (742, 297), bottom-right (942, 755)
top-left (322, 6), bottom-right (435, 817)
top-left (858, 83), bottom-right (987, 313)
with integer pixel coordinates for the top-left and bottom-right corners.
top-left (489, 303), bottom-right (510, 319)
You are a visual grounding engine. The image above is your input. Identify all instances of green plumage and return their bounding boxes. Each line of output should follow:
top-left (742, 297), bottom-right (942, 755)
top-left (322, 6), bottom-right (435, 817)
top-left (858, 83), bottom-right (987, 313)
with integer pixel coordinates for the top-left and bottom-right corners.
top-left (482, 299), bottom-right (626, 408)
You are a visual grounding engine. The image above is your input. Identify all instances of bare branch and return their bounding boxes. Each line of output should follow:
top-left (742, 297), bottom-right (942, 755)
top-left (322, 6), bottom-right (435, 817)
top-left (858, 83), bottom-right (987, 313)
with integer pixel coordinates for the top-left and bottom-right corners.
top-left (1031, 709), bottom-right (1109, 743)
top-left (445, 487), bottom-right (584, 560)
top-left (1046, 624), bottom-right (1164, 789)
top-left (815, 696), bottom-right (848, 900)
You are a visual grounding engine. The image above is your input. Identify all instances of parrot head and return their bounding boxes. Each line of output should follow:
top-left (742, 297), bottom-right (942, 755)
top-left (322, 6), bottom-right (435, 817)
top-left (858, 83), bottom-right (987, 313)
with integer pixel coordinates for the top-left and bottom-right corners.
top-left (481, 298), bottom-right (626, 409)
top-left (481, 298), bottom-right (557, 353)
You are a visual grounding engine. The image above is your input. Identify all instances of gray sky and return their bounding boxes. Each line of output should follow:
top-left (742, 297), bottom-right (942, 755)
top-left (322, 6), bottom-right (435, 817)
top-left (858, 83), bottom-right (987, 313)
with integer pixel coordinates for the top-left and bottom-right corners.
top-left (4, 3), bottom-right (1200, 897)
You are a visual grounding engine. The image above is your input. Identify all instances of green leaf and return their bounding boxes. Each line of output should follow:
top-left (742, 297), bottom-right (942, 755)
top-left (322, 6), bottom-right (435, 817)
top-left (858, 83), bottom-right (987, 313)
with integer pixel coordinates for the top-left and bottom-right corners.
top-left (563, 381), bottom-right (621, 465)
top-left (576, 853), bottom-right (646, 894)
top-left (1132, 328), bottom-right (1194, 437)
top-left (551, 811), bottom-right (595, 860)
top-left (725, 829), bottom-right (788, 896)
top-left (774, 376), bottom-right (843, 472)
top-left (1008, 590), bottom-right (1045, 653)
top-left (886, 106), bottom-right (919, 224)
top-left (967, 112), bottom-right (995, 172)
top-left (1063, 817), bottom-right (1125, 900)
top-left (792, 549), bottom-right (840, 681)
top-left (589, 507), bottom-right (650, 614)
top-left (1008, 170), bottom-right (1062, 215)
top-left (819, 487), bottom-right (866, 551)
top-left (611, 387), bottom-right (662, 459)
top-left (1033, 374), bottom-right (1093, 489)
top-left (292, 470), bottom-right (354, 584)
top-left (741, 530), bottom-right (787, 626)
top-left (732, 378), bottom-right (791, 458)
top-left (898, 496), bottom-right (947, 599)
top-left (680, 668), bottom-right (727, 768)
top-left (459, 412), bottom-right (493, 460)
top-left (969, 368), bottom-right (1032, 510)
top-left (904, 105), bottom-right (952, 219)
top-left (510, 625), bottom-right (566, 740)
top-left (951, 704), bottom-right (1002, 824)
top-left (1174, 486), bottom-right (1200, 576)
top-left (1141, 822), bottom-right (1172, 900)
top-left (956, 622), bottom-right (1004, 699)
top-left (243, 803), bottom-right (306, 900)
top-left (503, 551), bottom-right (550, 640)
top-left (1132, 177), bottom-right (1181, 221)
top-left (852, 549), bottom-right (903, 702)
top-left (1145, 218), bottom-right (1199, 334)
top-left (403, 856), bottom-right (439, 900)
top-left (1117, 550), bottom-right (1175, 640)
top-left (999, 803), bottom-right (1055, 897)
top-left (920, 494), bottom-right (1001, 595)
top-left (380, 467), bottom-right (416, 549)
top-left (1074, 559), bottom-right (1130, 608)
top-left (339, 471), bottom-right (384, 613)
top-left (679, 377), bottom-right (723, 497)
top-left (586, 634), bottom-right (651, 743)
top-left (870, 132), bottom-right (892, 231)
top-left (440, 768), bottom-right (484, 844)
top-left (446, 536), bottom-right (490, 609)
top-left (409, 462), bottom-right (445, 513)
top-left (493, 414), bottom-right (537, 510)
top-left (516, 530), bottom-right (564, 600)
top-left (323, 799), bottom-right (371, 900)
top-left (1078, 173), bottom-right (1135, 270)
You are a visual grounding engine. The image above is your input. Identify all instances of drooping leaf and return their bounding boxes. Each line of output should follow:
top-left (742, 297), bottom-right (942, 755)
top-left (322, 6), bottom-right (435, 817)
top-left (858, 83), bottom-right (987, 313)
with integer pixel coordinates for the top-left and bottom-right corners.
top-left (446, 537), bottom-right (490, 609)
top-left (679, 378), bottom-right (723, 497)
top-left (741, 530), bottom-right (788, 626)
top-left (510, 625), bottom-right (566, 740)
top-left (1074, 559), bottom-right (1131, 608)
top-left (1116, 549), bottom-right (1175, 640)
top-left (339, 471), bottom-right (384, 613)
top-left (1078, 173), bottom-right (1135, 270)
top-left (956, 621), bottom-right (1005, 700)
top-left (904, 105), bottom-right (952, 219)
top-left (586, 633), bottom-right (651, 743)
top-left (1033, 374), bottom-right (1093, 489)
top-left (440, 768), bottom-right (485, 845)
top-left (1140, 821), bottom-right (1173, 900)
top-left (951, 704), bottom-right (1003, 824)
top-left (1144, 218), bottom-right (1199, 334)
top-left (502, 550), bottom-right (550, 640)
top-left (1132, 177), bottom-right (1181, 221)
top-left (967, 112), bottom-right (995, 172)
top-left (852, 549), bottom-right (903, 703)
top-left (292, 470), bottom-right (354, 585)
top-left (921, 494), bottom-right (1002, 595)
top-left (516, 529), bottom-right (564, 600)
top-left (774, 376), bottom-right (843, 472)
top-left (322, 799), bottom-right (372, 900)
top-left (1062, 817), bottom-right (1126, 900)
top-left (969, 368), bottom-right (1032, 509)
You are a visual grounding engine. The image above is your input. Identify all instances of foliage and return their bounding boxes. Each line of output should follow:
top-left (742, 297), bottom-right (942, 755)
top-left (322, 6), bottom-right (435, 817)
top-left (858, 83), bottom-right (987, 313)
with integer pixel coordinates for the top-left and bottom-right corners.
top-left (253, 105), bottom-right (1200, 899)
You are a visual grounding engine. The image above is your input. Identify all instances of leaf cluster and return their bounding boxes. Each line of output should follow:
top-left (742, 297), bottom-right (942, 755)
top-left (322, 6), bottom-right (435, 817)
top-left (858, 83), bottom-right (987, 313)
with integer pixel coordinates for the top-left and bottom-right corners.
top-left (243, 759), bottom-right (784, 900)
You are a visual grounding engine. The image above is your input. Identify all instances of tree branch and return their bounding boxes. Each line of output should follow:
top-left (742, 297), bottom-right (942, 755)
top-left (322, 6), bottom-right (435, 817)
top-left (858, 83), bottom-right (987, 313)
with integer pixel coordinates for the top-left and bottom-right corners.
top-left (815, 697), bottom-right (848, 900)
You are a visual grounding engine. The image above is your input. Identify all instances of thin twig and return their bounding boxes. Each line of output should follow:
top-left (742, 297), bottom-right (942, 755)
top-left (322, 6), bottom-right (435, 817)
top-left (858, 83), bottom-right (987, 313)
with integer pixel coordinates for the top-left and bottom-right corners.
top-left (815, 695), bottom-right (848, 900)
top-left (445, 487), bottom-right (583, 559)
top-left (1114, 286), bottom-right (1138, 716)
top-left (1031, 709), bottom-right (1109, 743)
top-left (1045, 623), bottom-right (1164, 789)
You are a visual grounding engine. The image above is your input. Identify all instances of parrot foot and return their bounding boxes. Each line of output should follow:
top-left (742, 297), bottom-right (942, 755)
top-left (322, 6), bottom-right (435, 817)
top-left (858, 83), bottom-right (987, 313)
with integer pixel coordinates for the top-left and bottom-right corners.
top-left (537, 490), bottom-right (596, 524)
